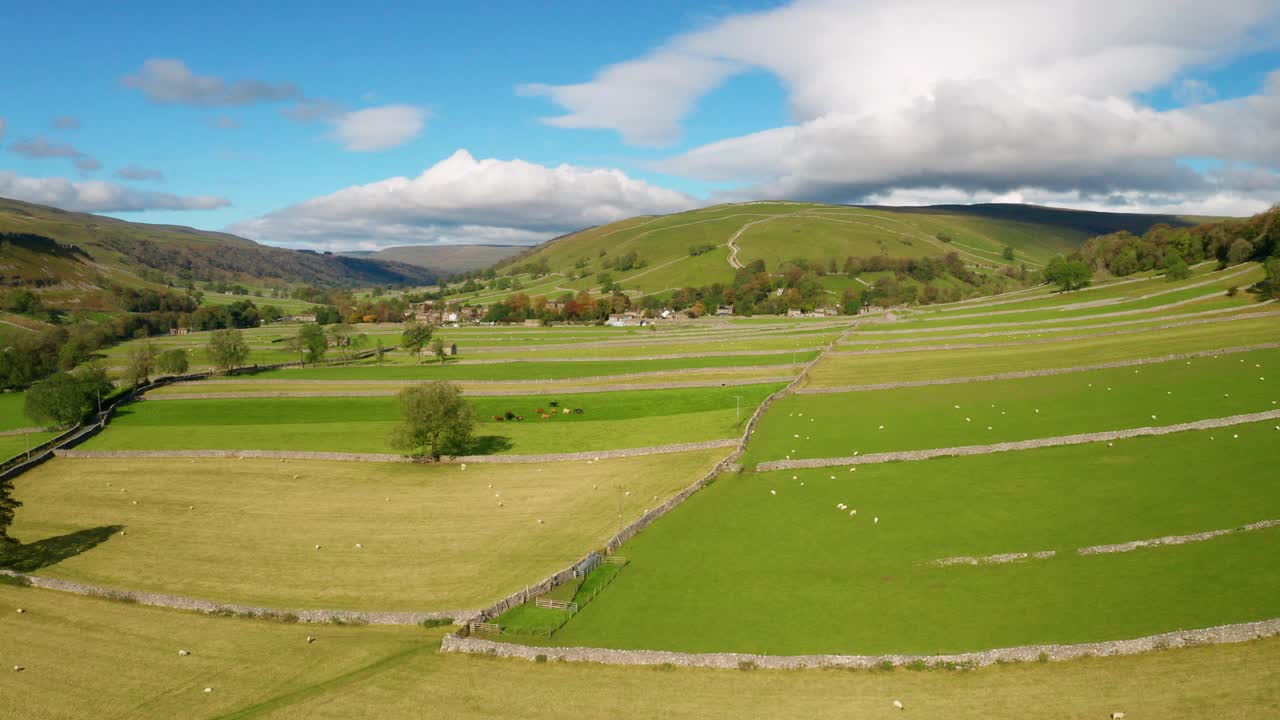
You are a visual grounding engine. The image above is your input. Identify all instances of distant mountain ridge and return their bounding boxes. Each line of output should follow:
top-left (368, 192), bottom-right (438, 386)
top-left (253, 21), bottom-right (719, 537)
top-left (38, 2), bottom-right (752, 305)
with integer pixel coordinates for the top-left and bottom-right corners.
top-left (342, 244), bottom-right (525, 274)
top-left (0, 197), bottom-right (440, 291)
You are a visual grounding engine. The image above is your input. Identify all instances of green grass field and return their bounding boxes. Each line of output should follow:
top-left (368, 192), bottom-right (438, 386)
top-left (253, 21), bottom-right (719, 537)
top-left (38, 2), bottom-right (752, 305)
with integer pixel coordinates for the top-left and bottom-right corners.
top-left (0, 393), bottom-right (36, 431)
top-left (0, 431), bottom-right (61, 463)
top-left (742, 347), bottom-right (1280, 465)
top-left (548, 423), bottom-right (1280, 655)
top-left (4, 450), bottom-right (729, 611)
top-left (81, 384), bottom-right (781, 455)
top-left (4, 584), bottom-right (1278, 720)
top-left (808, 313), bottom-right (1280, 387)
top-left (249, 352), bottom-right (818, 382)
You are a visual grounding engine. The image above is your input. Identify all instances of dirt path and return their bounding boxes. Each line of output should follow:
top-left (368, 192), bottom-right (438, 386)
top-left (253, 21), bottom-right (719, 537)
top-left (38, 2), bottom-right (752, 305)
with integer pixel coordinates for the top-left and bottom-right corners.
top-left (755, 409), bottom-right (1280, 471)
top-left (725, 211), bottom-right (810, 269)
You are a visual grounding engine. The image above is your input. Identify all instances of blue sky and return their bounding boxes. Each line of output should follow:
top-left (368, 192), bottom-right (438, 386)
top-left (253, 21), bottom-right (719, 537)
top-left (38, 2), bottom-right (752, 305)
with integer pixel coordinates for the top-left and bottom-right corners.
top-left (1, 0), bottom-right (1278, 250)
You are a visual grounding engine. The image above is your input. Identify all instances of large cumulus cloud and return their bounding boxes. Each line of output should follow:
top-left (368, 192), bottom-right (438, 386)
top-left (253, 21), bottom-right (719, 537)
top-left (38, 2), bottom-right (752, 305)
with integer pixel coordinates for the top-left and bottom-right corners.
top-left (524, 0), bottom-right (1280, 212)
top-left (229, 149), bottom-right (697, 250)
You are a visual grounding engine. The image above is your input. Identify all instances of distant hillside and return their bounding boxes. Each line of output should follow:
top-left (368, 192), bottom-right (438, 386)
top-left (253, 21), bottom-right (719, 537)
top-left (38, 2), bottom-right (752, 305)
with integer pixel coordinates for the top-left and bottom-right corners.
top-left (0, 198), bottom-right (440, 304)
top-left (344, 244), bottom-right (524, 274)
top-left (490, 201), bottom-right (1207, 298)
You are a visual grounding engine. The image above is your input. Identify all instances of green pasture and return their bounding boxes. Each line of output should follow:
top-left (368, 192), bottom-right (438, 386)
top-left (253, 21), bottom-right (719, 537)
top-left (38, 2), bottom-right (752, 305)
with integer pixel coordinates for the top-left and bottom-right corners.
top-left (807, 314), bottom-right (1280, 387)
top-left (4, 451), bottom-right (727, 611)
top-left (82, 384), bottom-right (780, 455)
top-left (250, 353), bottom-right (818, 382)
top-left (743, 347), bottom-right (1280, 465)
top-left (0, 431), bottom-right (61, 463)
top-left (4, 585), bottom-right (1277, 719)
top-left (549, 423), bottom-right (1280, 655)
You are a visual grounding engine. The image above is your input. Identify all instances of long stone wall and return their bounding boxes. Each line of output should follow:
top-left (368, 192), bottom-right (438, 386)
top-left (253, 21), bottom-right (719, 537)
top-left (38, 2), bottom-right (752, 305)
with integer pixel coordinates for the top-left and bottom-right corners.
top-left (459, 326), bottom-right (852, 626)
top-left (441, 617), bottom-right (1280, 669)
top-left (0, 570), bottom-right (470, 625)
top-left (756, 409), bottom-right (1280, 471)
top-left (797, 342), bottom-right (1280, 394)
top-left (145, 376), bottom-right (797, 400)
top-left (53, 439), bottom-right (742, 466)
top-left (826, 310), bottom-right (1280, 357)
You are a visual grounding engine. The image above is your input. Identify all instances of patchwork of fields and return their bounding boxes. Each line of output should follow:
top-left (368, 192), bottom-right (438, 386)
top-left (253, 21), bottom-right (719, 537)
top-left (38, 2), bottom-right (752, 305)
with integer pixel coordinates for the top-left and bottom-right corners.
top-left (3, 272), bottom-right (1279, 718)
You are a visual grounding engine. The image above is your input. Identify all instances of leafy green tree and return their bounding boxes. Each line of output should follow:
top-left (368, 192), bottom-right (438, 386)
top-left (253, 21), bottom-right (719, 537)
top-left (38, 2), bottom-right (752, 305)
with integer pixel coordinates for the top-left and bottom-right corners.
top-left (259, 305), bottom-right (283, 323)
top-left (389, 381), bottom-right (475, 459)
top-left (375, 338), bottom-right (387, 365)
top-left (327, 323), bottom-right (355, 363)
top-left (1163, 254), bottom-right (1191, 281)
top-left (1002, 245), bottom-right (1015, 261)
top-left (299, 323), bottom-right (328, 364)
top-left (207, 329), bottom-right (250, 373)
top-left (1043, 255), bottom-right (1092, 291)
top-left (401, 321), bottom-right (434, 363)
top-left (24, 368), bottom-right (112, 427)
top-left (1227, 238), bottom-right (1254, 266)
top-left (0, 473), bottom-right (20, 547)
top-left (156, 348), bottom-right (190, 375)
top-left (124, 342), bottom-right (159, 387)
top-left (429, 337), bottom-right (447, 364)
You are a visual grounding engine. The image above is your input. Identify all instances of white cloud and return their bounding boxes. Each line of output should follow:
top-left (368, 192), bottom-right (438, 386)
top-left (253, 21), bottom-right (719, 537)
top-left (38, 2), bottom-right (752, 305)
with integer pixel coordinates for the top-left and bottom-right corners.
top-left (525, 0), bottom-right (1280, 212)
top-left (519, 52), bottom-right (739, 146)
top-left (329, 105), bottom-right (428, 152)
top-left (9, 136), bottom-right (101, 173)
top-left (115, 164), bottom-right (165, 181)
top-left (122, 58), bottom-right (301, 106)
top-left (230, 149), bottom-right (696, 250)
top-left (0, 172), bottom-right (229, 212)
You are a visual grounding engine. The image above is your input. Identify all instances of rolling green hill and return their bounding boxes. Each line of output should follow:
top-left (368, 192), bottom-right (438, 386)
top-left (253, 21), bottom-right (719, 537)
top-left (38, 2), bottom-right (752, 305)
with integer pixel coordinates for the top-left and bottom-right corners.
top-left (0, 197), bottom-right (441, 306)
top-left (493, 202), bottom-right (1205, 299)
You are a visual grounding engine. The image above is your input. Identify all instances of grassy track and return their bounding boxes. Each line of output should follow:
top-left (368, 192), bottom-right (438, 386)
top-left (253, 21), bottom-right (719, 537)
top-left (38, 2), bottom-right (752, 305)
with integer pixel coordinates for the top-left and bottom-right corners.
top-left (82, 385), bottom-right (781, 455)
top-left (5, 451), bottom-right (728, 611)
top-left (548, 423), bottom-right (1280, 654)
top-left (743, 348), bottom-right (1280, 464)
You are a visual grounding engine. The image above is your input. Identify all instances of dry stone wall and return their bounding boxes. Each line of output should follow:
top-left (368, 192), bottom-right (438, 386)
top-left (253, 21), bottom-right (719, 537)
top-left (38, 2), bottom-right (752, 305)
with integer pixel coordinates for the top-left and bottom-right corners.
top-left (798, 342), bottom-right (1280, 394)
top-left (757, 409), bottom-right (1280, 471)
top-left (442, 618), bottom-right (1280, 669)
top-left (0, 570), bottom-right (470, 625)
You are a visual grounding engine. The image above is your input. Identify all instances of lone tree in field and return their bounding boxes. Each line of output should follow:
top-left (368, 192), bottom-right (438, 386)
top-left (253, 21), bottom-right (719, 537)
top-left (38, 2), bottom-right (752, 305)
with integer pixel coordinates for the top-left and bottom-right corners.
top-left (1164, 254), bottom-right (1192, 281)
top-left (124, 342), bottom-right (159, 387)
top-left (296, 323), bottom-right (327, 364)
top-left (207, 328), bottom-right (250, 373)
top-left (401, 321), bottom-right (434, 363)
top-left (156, 348), bottom-right (189, 376)
top-left (1044, 255), bottom-right (1092, 292)
top-left (0, 474), bottom-right (20, 548)
top-left (429, 337), bottom-right (448, 364)
top-left (389, 381), bottom-right (474, 459)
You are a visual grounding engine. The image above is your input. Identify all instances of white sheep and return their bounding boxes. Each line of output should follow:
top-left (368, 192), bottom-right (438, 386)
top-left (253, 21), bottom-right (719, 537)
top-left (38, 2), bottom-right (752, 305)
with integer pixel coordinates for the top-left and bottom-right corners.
top-left (315, 544), bottom-right (321, 550)
top-left (770, 490), bottom-right (777, 496)
top-left (178, 650), bottom-right (190, 657)
top-left (874, 517), bottom-right (879, 524)
top-left (355, 543), bottom-right (363, 549)
top-left (893, 700), bottom-right (903, 710)
top-left (307, 636), bottom-right (317, 644)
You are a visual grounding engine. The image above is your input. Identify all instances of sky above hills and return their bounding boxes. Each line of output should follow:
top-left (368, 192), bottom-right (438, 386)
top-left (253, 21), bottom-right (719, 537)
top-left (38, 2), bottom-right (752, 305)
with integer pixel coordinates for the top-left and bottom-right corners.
top-left (1, 0), bottom-right (1279, 250)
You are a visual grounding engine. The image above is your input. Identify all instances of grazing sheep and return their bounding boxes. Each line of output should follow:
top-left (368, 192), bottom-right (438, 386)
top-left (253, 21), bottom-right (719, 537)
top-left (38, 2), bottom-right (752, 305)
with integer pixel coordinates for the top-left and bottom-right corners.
top-left (15, 608), bottom-right (24, 614)
top-left (307, 636), bottom-right (317, 644)
top-left (13, 666), bottom-right (25, 672)
top-left (563, 408), bottom-right (571, 415)
top-left (1110, 713), bottom-right (1126, 719)
top-left (874, 517), bottom-right (879, 524)
top-left (315, 544), bottom-right (322, 550)
top-left (770, 490), bottom-right (776, 496)
top-left (893, 700), bottom-right (903, 710)
top-left (355, 543), bottom-right (363, 549)
top-left (178, 650), bottom-right (190, 657)
top-left (204, 687), bottom-right (213, 693)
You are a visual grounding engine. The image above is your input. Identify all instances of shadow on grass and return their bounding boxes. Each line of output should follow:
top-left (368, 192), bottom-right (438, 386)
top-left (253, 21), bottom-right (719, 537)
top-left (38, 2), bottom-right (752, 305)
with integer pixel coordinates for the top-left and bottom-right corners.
top-left (461, 435), bottom-right (514, 456)
top-left (0, 525), bottom-right (123, 573)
